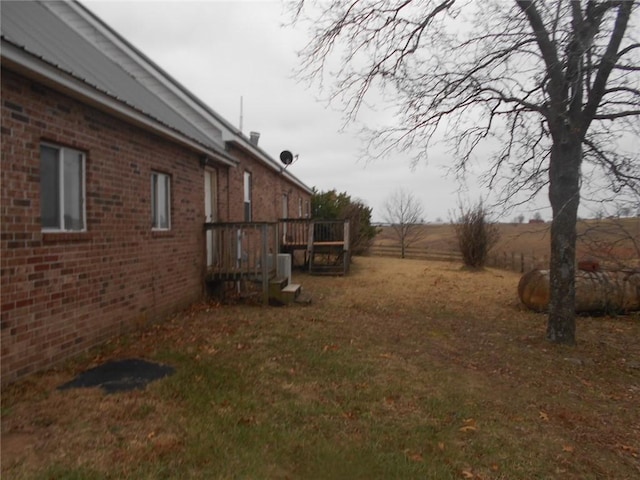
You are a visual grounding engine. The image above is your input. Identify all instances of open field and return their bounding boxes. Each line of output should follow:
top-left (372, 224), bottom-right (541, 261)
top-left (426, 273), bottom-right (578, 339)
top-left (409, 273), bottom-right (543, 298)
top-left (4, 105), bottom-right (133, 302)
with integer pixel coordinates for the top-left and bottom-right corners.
top-left (2, 256), bottom-right (640, 479)
top-left (373, 217), bottom-right (640, 269)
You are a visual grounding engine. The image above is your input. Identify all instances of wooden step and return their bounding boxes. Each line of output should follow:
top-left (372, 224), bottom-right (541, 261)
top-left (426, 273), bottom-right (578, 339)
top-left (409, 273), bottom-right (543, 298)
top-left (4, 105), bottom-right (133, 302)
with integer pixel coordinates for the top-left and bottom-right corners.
top-left (309, 264), bottom-right (345, 275)
top-left (281, 283), bottom-right (301, 301)
top-left (268, 280), bottom-right (301, 305)
top-left (269, 276), bottom-right (288, 289)
top-left (268, 277), bottom-right (288, 300)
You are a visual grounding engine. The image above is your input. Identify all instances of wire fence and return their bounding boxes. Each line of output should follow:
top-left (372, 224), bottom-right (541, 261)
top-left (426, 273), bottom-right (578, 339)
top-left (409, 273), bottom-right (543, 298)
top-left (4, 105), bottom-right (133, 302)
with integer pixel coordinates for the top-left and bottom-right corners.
top-left (368, 245), bottom-right (549, 273)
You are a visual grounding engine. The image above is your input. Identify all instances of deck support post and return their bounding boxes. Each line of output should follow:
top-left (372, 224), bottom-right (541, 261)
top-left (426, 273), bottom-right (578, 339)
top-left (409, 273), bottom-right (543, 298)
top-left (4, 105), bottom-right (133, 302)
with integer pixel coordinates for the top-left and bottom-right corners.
top-left (261, 223), bottom-right (269, 305)
top-left (307, 221), bottom-right (315, 272)
top-left (343, 219), bottom-right (350, 274)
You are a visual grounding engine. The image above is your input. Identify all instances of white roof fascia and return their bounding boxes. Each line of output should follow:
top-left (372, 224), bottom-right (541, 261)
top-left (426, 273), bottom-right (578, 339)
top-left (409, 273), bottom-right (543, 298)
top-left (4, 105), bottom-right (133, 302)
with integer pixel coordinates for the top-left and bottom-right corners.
top-left (1, 41), bottom-right (236, 167)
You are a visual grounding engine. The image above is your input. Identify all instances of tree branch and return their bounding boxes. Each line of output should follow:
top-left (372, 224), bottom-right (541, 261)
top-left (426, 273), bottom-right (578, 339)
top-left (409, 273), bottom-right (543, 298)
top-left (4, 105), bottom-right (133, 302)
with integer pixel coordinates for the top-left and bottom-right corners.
top-left (582, 0), bottom-right (635, 134)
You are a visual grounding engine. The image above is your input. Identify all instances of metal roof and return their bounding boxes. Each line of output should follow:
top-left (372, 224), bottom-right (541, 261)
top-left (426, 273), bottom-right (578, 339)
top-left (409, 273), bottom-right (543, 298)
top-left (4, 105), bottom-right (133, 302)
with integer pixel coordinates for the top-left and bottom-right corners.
top-left (0, 1), bottom-right (228, 159)
top-left (1, 1), bottom-right (312, 193)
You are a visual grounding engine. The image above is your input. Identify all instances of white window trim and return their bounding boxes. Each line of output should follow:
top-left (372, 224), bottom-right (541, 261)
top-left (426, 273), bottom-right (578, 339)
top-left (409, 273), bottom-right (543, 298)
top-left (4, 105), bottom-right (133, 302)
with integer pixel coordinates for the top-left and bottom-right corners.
top-left (151, 171), bottom-right (171, 230)
top-left (40, 143), bottom-right (86, 233)
top-left (243, 171), bottom-right (252, 222)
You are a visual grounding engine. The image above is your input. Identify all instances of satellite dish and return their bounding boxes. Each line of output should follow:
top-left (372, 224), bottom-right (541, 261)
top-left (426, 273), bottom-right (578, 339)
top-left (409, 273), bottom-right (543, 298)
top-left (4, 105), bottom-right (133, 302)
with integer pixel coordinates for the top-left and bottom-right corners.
top-left (280, 150), bottom-right (294, 165)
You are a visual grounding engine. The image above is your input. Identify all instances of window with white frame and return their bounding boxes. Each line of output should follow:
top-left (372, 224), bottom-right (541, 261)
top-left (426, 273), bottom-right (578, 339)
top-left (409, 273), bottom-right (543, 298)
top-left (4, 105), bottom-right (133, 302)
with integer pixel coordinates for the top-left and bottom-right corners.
top-left (298, 197), bottom-right (303, 218)
top-left (40, 144), bottom-right (86, 231)
top-left (151, 172), bottom-right (171, 229)
top-left (243, 171), bottom-right (252, 221)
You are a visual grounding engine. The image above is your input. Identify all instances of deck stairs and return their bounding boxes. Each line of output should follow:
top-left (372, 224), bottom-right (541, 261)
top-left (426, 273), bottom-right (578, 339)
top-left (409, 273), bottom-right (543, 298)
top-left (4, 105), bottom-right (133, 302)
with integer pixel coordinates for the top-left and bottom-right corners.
top-left (268, 276), bottom-right (301, 305)
top-left (309, 244), bottom-right (349, 276)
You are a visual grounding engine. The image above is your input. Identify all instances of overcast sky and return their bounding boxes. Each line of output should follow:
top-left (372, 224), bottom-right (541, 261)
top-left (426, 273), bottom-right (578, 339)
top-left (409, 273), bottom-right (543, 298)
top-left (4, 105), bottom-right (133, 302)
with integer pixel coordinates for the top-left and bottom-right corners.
top-left (83, 0), bottom-right (552, 223)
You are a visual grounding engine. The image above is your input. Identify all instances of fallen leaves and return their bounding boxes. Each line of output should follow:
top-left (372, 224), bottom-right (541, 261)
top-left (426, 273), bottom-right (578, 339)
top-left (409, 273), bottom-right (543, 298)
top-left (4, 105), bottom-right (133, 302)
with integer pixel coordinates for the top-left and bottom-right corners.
top-left (404, 450), bottom-right (424, 462)
top-left (539, 411), bottom-right (549, 422)
top-left (459, 418), bottom-right (477, 432)
top-left (342, 410), bottom-right (359, 421)
top-left (618, 444), bottom-right (639, 457)
top-left (461, 466), bottom-right (499, 480)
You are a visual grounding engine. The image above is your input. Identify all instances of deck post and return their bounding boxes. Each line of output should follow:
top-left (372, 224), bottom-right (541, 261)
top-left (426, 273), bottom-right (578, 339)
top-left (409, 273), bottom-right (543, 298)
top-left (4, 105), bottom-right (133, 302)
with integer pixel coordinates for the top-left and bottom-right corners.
top-left (343, 220), bottom-right (350, 251)
top-left (307, 221), bottom-right (315, 271)
top-left (261, 223), bottom-right (269, 305)
top-left (343, 219), bottom-right (350, 273)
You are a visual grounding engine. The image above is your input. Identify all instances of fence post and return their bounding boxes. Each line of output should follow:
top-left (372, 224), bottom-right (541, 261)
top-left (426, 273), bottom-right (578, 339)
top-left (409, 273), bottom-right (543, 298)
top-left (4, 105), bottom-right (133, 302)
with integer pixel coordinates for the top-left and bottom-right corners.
top-left (520, 252), bottom-right (525, 273)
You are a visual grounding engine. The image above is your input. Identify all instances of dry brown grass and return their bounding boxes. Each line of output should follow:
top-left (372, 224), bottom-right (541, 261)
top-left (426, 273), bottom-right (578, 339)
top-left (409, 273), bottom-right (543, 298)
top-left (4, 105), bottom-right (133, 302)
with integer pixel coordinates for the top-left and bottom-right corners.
top-left (2, 256), bottom-right (639, 479)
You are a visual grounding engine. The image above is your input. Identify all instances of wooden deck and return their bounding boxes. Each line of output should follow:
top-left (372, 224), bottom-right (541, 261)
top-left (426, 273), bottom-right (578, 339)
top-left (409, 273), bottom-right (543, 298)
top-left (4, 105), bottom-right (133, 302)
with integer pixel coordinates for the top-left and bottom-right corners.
top-left (204, 222), bottom-right (278, 303)
top-left (203, 220), bottom-right (351, 303)
top-left (279, 219), bottom-right (350, 275)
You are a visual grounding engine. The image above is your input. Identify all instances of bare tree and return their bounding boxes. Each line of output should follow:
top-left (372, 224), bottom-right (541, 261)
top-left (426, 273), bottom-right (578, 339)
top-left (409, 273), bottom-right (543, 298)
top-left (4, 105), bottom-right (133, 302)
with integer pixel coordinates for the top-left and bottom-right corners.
top-left (292, 0), bottom-right (639, 344)
top-left (382, 188), bottom-right (425, 258)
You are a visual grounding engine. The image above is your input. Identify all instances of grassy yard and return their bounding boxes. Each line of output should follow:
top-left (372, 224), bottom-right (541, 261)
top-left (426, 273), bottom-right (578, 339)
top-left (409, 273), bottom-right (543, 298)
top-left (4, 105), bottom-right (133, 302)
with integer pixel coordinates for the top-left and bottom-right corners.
top-left (2, 256), bottom-right (639, 479)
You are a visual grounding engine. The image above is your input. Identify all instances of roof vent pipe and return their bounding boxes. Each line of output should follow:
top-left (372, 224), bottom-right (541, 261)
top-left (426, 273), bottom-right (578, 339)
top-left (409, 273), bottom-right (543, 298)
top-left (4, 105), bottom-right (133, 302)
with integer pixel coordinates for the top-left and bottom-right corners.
top-left (249, 131), bottom-right (260, 146)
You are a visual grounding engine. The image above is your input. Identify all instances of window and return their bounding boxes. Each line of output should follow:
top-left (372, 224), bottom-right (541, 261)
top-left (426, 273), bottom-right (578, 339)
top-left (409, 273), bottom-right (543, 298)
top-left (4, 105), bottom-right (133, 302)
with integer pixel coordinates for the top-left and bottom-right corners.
top-left (298, 198), bottom-right (303, 218)
top-left (151, 172), bottom-right (171, 229)
top-left (40, 144), bottom-right (86, 231)
top-left (305, 200), bottom-right (310, 218)
top-left (282, 193), bottom-right (289, 219)
top-left (243, 171), bottom-right (252, 221)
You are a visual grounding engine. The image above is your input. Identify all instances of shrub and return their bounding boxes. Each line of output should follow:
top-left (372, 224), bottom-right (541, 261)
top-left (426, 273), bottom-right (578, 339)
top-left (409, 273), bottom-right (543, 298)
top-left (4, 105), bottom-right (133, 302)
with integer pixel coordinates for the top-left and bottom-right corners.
top-left (454, 201), bottom-right (500, 268)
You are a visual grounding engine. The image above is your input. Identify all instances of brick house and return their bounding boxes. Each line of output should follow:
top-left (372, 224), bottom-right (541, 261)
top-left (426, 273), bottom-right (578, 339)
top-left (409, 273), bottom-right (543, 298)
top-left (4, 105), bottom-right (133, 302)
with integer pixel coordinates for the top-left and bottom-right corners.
top-left (1, 1), bottom-right (312, 384)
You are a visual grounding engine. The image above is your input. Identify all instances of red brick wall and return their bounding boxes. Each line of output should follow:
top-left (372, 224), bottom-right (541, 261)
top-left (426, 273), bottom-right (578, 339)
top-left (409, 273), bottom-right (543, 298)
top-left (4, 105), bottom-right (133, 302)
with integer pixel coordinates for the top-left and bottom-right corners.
top-left (1, 70), bottom-right (212, 383)
top-left (225, 144), bottom-right (311, 222)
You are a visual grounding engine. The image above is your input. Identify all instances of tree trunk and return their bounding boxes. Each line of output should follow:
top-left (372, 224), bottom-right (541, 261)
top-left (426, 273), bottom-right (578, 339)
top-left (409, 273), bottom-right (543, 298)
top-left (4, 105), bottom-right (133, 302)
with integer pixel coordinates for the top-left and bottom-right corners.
top-left (547, 139), bottom-right (582, 344)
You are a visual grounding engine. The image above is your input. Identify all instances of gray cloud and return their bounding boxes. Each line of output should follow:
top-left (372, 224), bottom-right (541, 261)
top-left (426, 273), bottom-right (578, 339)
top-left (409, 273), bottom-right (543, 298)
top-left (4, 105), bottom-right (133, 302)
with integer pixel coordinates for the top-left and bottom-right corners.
top-left (84, 0), bottom-right (551, 222)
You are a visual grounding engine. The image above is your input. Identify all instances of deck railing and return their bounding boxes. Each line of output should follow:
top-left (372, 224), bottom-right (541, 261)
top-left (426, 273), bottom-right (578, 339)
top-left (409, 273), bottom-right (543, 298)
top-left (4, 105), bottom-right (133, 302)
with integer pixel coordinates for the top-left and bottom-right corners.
top-left (204, 220), bottom-right (351, 293)
top-left (278, 219), bottom-right (350, 249)
top-left (204, 222), bottom-right (279, 303)
top-left (278, 218), bottom-right (311, 247)
top-left (312, 220), bottom-right (349, 246)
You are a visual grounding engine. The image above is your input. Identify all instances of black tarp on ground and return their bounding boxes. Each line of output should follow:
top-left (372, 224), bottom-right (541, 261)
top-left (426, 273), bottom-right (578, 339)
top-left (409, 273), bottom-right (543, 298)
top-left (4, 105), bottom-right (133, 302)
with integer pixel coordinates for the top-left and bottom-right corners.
top-left (58, 358), bottom-right (175, 394)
